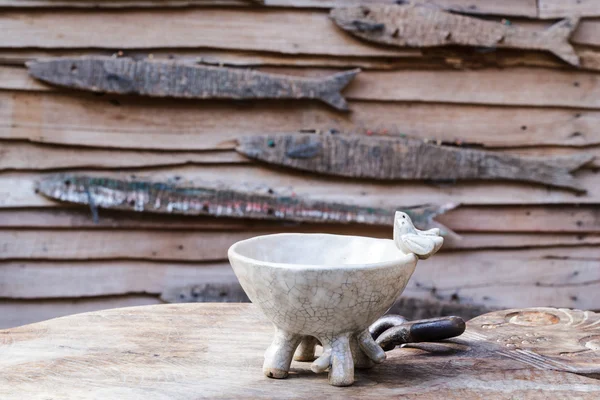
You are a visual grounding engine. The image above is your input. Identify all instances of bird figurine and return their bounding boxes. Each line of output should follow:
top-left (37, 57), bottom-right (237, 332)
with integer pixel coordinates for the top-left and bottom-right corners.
top-left (393, 211), bottom-right (443, 259)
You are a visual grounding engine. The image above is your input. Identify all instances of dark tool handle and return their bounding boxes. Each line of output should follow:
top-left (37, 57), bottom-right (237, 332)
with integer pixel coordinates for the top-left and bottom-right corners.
top-left (369, 314), bottom-right (407, 340)
top-left (375, 316), bottom-right (466, 351)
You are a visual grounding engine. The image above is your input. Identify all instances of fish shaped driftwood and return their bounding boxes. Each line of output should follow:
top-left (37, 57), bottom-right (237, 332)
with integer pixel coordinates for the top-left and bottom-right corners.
top-left (26, 57), bottom-right (359, 111)
top-left (236, 134), bottom-right (593, 192)
top-left (330, 4), bottom-right (580, 66)
top-left (36, 175), bottom-right (457, 232)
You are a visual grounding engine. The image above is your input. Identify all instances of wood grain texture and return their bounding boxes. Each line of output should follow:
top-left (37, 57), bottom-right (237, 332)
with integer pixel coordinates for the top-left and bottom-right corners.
top-left (237, 134), bottom-right (593, 192)
top-left (0, 230), bottom-right (598, 261)
top-left (0, 142), bottom-right (247, 170)
top-left (3, 247), bottom-right (599, 311)
top-left (3, 166), bottom-right (599, 210)
top-left (3, 205), bottom-right (600, 233)
top-left (11, 65), bottom-right (600, 110)
top-left (8, 47), bottom-right (600, 73)
top-left (331, 4), bottom-right (580, 65)
top-left (6, 10), bottom-right (600, 50)
top-left (0, 296), bottom-right (161, 329)
top-left (2, 91), bottom-right (599, 149)
top-left (1, 303), bottom-right (599, 399)
top-left (407, 246), bottom-right (600, 309)
top-left (0, 9), bottom-right (418, 57)
top-left (26, 58), bottom-right (359, 111)
top-left (0, 0), bottom-right (539, 17)
top-left (539, 0), bottom-right (600, 19)
top-left (0, 261), bottom-right (237, 299)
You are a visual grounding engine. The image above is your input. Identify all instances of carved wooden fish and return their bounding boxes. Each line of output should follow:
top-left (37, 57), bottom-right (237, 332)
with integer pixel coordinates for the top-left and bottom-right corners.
top-left (36, 174), bottom-right (457, 232)
top-left (26, 57), bottom-right (359, 111)
top-left (235, 134), bottom-right (593, 192)
top-left (330, 4), bottom-right (580, 66)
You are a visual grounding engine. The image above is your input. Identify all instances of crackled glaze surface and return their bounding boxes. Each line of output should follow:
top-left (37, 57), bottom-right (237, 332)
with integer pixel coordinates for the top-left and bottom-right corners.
top-left (228, 212), bottom-right (442, 386)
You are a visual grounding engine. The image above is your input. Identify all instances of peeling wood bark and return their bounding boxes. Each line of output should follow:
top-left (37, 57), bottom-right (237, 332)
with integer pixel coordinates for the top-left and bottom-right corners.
top-left (35, 174), bottom-right (455, 229)
top-left (331, 4), bottom-right (580, 66)
top-left (3, 90), bottom-right (600, 150)
top-left (237, 134), bottom-right (593, 192)
top-left (26, 57), bottom-right (359, 111)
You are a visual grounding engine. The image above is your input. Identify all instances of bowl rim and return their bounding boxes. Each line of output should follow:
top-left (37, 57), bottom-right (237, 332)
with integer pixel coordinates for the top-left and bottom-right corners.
top-left (228, 232), bottom-right (417, 271)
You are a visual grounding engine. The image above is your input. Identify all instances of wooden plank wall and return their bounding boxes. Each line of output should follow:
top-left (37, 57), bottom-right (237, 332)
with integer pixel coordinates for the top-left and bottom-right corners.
top-left (1, 0), bottom-right (600, 328)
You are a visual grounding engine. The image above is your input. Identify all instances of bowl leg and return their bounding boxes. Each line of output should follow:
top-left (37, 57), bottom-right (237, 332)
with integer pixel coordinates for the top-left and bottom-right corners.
top-left (294, 336), bottom-right (319, 362)
top-left (263, 328), bottom-right (303, 379)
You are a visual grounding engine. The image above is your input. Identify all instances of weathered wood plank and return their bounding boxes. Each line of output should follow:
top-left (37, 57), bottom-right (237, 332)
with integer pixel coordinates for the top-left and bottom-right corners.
top-left (2, 206), bottom-right (600, 233)
top-left (2, 247), bottom-right (599, 313)
top-left (331, 4), bottom-right (580, 66)
top-left (407, 246), bottom-right (600, 309)
top-left (5, 10), bottom-right (600, 51)
top-left (0, 0), bottom-right (539, 17)
top-left (236, 134), bottom-right (593, 192)
top-left (344, 67), bottom-right (600, 109)
top-left (26, 58), bottom-right (359, 111)
top-left (0, 9), bottom-right (417, 57)
top-left (0, 230), bottom-right (598, 261)
top-left (11, 65), bottom-right (600, 110)
top-left (0, 296), bottom-right (161, 329)
top-left (0, 141), bottom-right (247, 170)
top-left (1, 303), bottom-right (600, 398)
top-left (2, 166), bottom-right (599, 210)
top-left (1, 91), bottom-right (598, 149)
top-left (0, 261), bottom-right (237, 299)
top-left (539, 0), bottom-right (600, 19)
top-left (1, 141), bottom-right (600, 172)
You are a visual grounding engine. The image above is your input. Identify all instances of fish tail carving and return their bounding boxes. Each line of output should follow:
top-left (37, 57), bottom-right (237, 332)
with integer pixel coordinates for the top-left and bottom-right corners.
top-left (519, 153), bottom-right (593, 193)
top-left (543, 17), bottom-right (580, 67)
top-left (316, 69), bottom-right (360, 111)
top-left (546, 153), bottom-right (594, 172)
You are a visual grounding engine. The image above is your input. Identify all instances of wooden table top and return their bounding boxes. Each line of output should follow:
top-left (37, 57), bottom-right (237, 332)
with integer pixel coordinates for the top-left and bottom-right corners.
top-left (1, 303), bottom-right (599, 399)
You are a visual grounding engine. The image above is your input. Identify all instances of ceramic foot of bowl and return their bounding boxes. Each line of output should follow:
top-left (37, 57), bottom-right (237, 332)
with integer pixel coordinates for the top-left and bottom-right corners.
top-left (228, 211), bottom-right (443, 386)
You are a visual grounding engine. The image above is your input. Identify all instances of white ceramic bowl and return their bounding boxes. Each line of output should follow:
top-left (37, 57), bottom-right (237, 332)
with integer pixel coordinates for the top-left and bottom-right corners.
top-left (229, 233), bottom-right (417, 336)
top-left (227, 212), bottom-right (442, 386)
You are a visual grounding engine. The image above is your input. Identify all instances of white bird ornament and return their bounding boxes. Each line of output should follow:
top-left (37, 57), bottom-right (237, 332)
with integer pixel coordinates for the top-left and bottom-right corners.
top-left (393, 211), bottom-right (443, 259)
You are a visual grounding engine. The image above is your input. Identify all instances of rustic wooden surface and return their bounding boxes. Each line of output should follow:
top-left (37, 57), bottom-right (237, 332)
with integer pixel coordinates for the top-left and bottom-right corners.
top-left (3, 0), bottom-right (600, 330)
top-left (1, 303), bottom-right (599, 399)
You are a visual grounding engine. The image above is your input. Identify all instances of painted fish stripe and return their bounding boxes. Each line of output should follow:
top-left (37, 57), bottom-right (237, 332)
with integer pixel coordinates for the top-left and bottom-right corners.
top-left (35, 174), bottom-right (456, 232)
